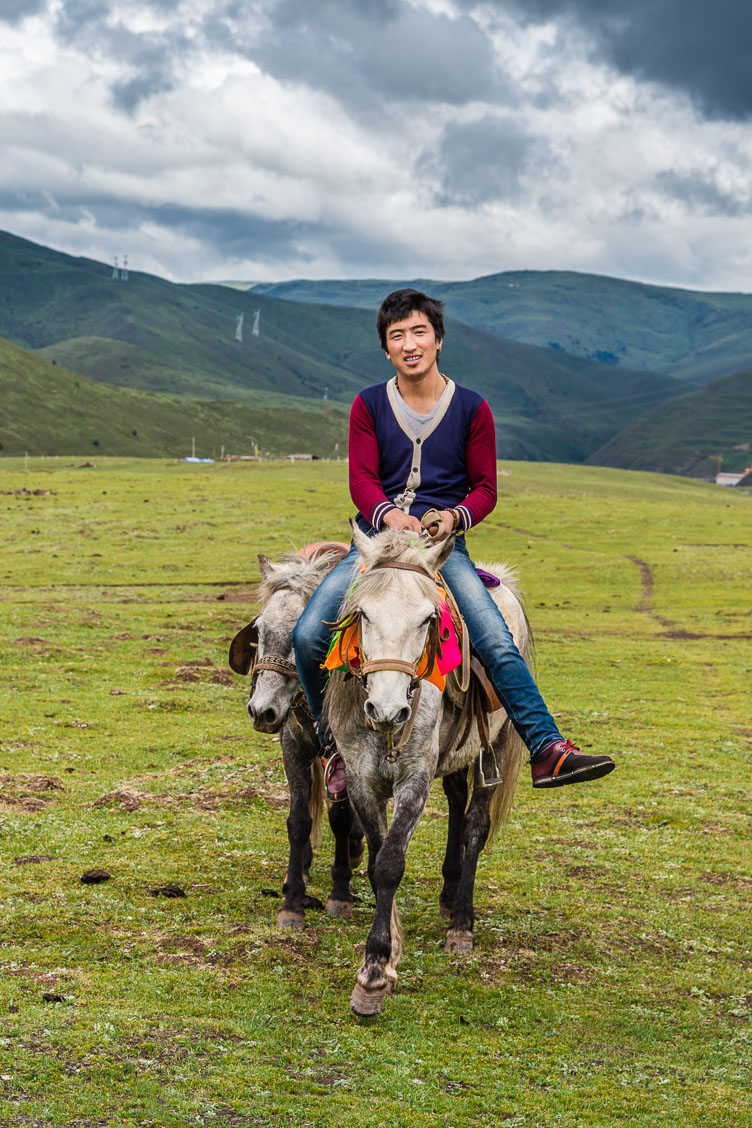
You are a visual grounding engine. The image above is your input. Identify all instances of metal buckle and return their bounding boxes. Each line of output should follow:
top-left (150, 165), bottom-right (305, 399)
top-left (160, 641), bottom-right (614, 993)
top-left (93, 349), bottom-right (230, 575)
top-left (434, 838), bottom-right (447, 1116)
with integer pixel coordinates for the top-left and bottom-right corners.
top-left (478, 744), bottom-right (503, 788)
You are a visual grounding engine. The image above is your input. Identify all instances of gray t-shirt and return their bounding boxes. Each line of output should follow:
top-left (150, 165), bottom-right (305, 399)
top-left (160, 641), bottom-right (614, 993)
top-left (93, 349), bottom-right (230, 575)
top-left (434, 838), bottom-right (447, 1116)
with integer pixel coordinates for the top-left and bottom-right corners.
top-left (394, 383), bottom-right (448, 435)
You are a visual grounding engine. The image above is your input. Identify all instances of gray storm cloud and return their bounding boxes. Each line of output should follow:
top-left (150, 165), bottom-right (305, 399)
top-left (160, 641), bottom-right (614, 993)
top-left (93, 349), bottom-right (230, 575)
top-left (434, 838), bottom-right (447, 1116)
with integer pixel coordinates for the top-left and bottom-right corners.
top-left (1, 0), bottom-right (751, 289)
top-left (430, 117), bottom-right (546, 207)
top-left (488, 0), bottom-right (752, 119)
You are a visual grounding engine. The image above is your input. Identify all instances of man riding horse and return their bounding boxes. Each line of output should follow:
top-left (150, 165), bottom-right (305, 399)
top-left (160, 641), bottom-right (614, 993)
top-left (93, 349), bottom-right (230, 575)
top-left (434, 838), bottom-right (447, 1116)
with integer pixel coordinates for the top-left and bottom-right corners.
top-left (292, 288), bottom-right (616, 799)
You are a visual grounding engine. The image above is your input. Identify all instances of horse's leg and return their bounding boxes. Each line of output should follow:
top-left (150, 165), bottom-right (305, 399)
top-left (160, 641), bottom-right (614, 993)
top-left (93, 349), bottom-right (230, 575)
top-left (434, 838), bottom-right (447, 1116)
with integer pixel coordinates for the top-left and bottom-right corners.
top-left (326, 796), bottom-right (359, 918)
top-left (350, 770), bottom-right (431, 1017)
top-left (445, 756), bottom-right (497, 954)
top-left (439, 767), bottom-right (469, 919)
top-left (278, 725), bottom-right (319, 929)
top-left (349, 808), bottom-right (365, 870)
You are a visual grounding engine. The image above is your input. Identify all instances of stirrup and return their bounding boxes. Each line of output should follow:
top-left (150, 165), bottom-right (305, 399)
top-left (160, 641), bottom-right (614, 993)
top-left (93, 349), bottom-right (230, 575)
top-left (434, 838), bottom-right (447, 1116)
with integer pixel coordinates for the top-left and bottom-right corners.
top-left (478, 744), bottom-right (503, 788)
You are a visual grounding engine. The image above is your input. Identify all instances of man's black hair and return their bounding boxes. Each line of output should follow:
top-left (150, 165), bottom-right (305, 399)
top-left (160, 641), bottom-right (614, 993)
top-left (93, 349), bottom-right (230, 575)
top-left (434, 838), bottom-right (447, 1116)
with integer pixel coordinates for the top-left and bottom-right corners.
top-left (376, 288), bottom-right (445, 350)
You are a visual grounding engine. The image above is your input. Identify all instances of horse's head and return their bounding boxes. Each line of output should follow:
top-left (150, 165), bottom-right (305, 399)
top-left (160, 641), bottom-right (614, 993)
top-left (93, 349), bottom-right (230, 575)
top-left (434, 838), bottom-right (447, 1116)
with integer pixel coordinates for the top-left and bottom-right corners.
top-left (231, 551), bottom-right (333, 733)
top-left (348, 523), bottom-right (454, 733)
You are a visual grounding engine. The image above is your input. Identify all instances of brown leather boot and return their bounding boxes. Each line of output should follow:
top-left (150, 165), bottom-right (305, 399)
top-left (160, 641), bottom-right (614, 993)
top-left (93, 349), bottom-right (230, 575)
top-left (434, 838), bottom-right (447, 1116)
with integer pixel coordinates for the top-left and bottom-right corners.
top-left (531, 739), bottom-right (615, 788)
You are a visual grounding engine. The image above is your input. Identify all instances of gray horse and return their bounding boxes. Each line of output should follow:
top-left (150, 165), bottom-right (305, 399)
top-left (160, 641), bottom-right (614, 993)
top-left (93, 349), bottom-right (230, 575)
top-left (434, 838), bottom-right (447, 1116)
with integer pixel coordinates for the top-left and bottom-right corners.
top-left (229, 546), bottom-right (364, 927)
top-left (323, 525), bottom-right (529, 1016)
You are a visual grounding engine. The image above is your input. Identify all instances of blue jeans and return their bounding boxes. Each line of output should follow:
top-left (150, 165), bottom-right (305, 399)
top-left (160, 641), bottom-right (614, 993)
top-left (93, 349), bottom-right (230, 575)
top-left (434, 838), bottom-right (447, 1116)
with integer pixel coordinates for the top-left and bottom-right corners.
top-left (292, 537), bottom-right (563, 757)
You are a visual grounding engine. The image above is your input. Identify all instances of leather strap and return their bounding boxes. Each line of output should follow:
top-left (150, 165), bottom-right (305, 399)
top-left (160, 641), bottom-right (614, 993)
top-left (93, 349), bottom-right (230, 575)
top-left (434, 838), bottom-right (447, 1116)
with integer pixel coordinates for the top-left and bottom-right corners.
top-left (370, 561), bottom-right (432, 577)
top-left (360, 657), bottom-right (419, 678)
top-left (253, 656), bottom-right (299, 679)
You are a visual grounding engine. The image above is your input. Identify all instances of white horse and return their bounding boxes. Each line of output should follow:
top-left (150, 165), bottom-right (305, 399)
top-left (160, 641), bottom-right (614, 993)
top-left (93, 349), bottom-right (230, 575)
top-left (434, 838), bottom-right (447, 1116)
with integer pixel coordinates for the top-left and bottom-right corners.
top-left (323, 524), bottom-right (530, 1016)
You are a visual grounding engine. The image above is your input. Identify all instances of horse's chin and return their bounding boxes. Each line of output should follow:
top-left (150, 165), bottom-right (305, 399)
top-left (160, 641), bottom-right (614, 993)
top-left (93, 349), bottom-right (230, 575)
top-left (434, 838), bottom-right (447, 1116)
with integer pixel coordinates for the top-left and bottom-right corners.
top-left (366, 717), bottom-right (402, 736)
top-left (251, 715), bottom-right (286, 734)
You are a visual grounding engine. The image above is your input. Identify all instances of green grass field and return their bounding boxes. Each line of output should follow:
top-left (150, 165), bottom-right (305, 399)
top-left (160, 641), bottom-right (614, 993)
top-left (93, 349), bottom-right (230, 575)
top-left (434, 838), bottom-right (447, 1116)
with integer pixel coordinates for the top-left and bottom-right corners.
top-left (1, 457), bottom-right (750, 1127)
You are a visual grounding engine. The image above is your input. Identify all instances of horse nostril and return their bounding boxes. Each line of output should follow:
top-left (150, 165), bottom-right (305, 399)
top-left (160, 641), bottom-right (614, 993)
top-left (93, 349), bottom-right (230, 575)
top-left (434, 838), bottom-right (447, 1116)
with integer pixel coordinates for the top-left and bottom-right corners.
top-left (395, 705), bottom-right (410, 726)
top-left (364, 700), bottom-right (378, 722)
top-left (263, 708), bottom-right (277, 726)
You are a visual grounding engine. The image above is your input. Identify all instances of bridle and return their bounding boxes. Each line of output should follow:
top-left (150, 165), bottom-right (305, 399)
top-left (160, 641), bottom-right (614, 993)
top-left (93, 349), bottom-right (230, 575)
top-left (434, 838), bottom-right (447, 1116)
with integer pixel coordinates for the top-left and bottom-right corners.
top-left (330, 560), bottom-right (444, 761)
top-left (229, 611), bottom-right (312, 731)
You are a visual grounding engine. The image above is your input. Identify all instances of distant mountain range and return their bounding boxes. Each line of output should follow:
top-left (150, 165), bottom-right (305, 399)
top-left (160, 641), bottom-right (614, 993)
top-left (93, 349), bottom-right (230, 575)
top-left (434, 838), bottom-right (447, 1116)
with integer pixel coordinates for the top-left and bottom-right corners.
top-left (0, 228), bottom-right (749, 471)
top-left (251, 272), bottom-right (752, 387)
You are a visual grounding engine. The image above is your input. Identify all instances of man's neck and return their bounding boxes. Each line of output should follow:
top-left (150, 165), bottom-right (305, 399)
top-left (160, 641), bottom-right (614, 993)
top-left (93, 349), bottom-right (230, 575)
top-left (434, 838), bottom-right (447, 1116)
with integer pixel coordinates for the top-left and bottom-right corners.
top-left (394, 366), bottom-right (447, 412)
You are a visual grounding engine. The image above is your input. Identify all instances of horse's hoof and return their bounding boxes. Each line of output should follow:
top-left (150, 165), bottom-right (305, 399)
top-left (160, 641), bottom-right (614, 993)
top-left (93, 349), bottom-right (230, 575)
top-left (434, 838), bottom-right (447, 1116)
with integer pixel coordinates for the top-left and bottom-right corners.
top-left (276, 909), bottom-right (304, 930)
top-left (445, 928), bottom-right (474, 953)
top-left (350, 981), bottom-right (387, 1017)
top-left (326, 897), bottom-right (353, 919)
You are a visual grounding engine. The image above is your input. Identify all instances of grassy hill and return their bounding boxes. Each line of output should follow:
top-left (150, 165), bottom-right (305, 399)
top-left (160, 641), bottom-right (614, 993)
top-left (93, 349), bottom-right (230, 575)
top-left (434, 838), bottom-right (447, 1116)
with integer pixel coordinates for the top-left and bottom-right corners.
top-left (0, 334), bottom-right (348, 458)
top-left (0, 229), bottom-right (680, 463)
top-left (251, 271), bottom-right (752, 386)
top-left (587, 369), bottom-right (752, 476)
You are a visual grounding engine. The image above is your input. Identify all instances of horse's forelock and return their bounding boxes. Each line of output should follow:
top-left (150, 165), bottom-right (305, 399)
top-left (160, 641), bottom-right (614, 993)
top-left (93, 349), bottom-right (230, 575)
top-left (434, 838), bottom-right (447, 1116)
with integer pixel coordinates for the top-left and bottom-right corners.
top-left (345, 532), bottom-right (441, 613)
top-left (256, 551), bottom-right (337, 606)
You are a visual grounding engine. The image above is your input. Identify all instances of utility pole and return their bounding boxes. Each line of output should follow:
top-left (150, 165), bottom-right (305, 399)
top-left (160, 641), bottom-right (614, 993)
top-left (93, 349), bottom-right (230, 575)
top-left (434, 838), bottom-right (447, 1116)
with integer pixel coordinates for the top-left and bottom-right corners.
top-left (121, 254), bottom-right (129, 282)
top-left (112, 256), bottom-right (119, 280)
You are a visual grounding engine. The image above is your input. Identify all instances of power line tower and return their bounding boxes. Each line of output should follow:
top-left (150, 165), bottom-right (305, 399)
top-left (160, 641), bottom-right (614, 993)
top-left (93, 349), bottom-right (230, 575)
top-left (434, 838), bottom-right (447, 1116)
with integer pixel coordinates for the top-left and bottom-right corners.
top-left (252, 309), bottom-right (260, 337)
top-left (121, 254), bottom-right (129, 282)
top-left (112, 256), bottom-right (120, 280)
top-left (235, 313), bottom-right (244, 343)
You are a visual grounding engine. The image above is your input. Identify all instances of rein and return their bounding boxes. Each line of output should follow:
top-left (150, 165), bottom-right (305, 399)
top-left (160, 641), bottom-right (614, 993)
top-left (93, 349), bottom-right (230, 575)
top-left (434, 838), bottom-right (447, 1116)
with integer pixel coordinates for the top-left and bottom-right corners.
top-left (328, 559), bottom-right (446, 762)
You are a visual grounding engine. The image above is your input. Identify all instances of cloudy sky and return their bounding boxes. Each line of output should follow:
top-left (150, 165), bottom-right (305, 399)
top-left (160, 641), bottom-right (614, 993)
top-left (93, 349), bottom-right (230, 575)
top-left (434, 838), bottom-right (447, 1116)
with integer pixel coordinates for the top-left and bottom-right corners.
top-left (2, 0), bottom-right (752, 289)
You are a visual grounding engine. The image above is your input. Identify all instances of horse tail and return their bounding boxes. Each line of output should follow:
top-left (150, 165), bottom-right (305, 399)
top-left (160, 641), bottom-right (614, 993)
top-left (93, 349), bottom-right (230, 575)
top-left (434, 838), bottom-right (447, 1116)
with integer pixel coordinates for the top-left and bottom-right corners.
top-left (309, 758), bottom-right (324, 848)
top-left (488, 717), bottom-right (524, 842)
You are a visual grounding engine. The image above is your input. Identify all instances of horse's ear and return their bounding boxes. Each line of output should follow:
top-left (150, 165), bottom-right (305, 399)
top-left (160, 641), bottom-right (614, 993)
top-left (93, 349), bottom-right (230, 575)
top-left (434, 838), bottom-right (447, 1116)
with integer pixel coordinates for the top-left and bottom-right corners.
top-left (257, 554), bottom-right (273, 578)
top-left (350, 519), bottom-right (373, 561)
top-left (424, 533), bottom-right (455, 573)
top-left (229, 617), bottom-right (259, 675)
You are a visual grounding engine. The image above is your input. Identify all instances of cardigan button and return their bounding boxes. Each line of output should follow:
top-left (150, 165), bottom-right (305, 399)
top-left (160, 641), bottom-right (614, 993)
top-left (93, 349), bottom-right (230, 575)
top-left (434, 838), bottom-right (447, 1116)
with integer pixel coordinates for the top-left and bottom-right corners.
top-left (416, 438), bottom-right (421, 444)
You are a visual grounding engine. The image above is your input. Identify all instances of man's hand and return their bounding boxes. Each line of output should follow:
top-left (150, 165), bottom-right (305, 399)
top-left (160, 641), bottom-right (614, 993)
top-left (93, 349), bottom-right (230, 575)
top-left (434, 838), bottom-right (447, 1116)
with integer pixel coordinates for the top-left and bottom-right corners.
top-left (434, 510), bottom-right (456, 542)
top-left (382, 509), bottom-right (422, 534)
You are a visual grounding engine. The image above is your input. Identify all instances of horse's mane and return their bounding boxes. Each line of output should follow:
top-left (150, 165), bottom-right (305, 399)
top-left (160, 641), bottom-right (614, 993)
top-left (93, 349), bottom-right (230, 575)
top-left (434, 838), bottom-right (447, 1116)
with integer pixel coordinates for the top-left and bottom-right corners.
top-left (257, 551), bottom-right (344, 605)
top-left (341, 530), bottom-right (442, 615)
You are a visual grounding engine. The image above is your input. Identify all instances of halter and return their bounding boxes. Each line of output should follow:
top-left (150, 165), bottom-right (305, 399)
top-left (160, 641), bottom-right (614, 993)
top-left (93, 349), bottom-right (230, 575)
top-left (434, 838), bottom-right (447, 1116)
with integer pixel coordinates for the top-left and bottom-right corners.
top-left (326, 560), bottom-right (447, 761)
top-left (229, 608), bottom-right (312, 732)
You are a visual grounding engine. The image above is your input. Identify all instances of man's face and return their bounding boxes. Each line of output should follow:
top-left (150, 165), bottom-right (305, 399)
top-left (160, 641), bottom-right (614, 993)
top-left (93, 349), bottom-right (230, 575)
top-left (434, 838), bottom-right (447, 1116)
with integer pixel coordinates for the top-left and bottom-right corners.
top-left (384, 310), bottom-right (442, 382)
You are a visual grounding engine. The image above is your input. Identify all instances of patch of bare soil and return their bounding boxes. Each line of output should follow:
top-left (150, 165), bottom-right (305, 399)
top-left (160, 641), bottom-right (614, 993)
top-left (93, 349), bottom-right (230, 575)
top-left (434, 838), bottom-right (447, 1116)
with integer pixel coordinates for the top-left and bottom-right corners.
top-left (701, 871), bottom-right (752, 889)
top-left (93, 786), bottom-right (149, 811)
top-left (93, 757), bottom-right (288, 811)
top-left (216, 587), bottom-right (256, 603)
top-left (0, 773), bottom-right (64, 811)
top-left (165, 657), bottom-right (234, 686)
top-left (0, 488), bottom-right (57, 496)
